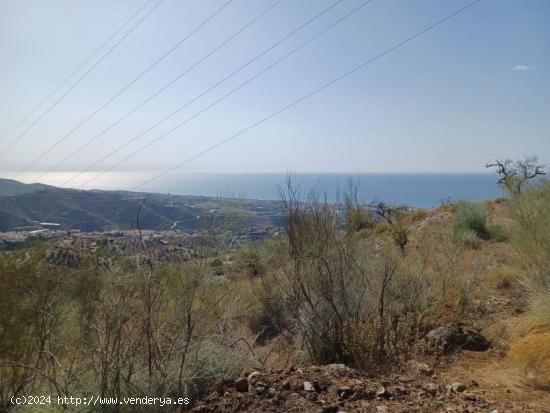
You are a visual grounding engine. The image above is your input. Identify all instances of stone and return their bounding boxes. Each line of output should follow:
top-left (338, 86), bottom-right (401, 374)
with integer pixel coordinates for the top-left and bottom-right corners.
top-left (394, 385), bottom-right (409, 395)
top-left (426, 324), bottom-right (490, 353)
top-left (255, 384), bottom-right (267, 395)
top-left (247, 371), bottom-right (261, 385)
top-left (376, 386), bottom-right (389, 398)
top-left (461, 329), bottom-right (491, 351)
top-left (450, 382), bottom-right (467, 393)
top-left (234, 377), bottom-right (248, 392)
top-left (337, 385), bottom-right (353, 399)
top-left (423, 383), bottom-right (438, 396)
top-left (303, 381), bottom-right (316, 392)
top-left (397, 375), bottom-right (414, 383)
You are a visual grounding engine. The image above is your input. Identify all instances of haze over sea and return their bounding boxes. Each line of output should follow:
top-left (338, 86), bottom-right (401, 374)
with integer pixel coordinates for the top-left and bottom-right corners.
top-left (50, 172), bottom-right (503, 209)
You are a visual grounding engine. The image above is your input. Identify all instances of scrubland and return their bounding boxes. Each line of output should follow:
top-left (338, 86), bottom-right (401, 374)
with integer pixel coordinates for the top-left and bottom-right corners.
top-left (1, 180), bottom-right (550, 412)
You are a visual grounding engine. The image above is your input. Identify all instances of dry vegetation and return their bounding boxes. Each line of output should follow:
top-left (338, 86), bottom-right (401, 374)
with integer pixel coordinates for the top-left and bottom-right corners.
top-left (1, 175), bottom-right (550, 411)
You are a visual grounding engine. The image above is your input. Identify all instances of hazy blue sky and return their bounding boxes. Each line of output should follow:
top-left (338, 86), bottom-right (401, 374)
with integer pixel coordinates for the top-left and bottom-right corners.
top-left (0, 0), bottom-right (548, 187)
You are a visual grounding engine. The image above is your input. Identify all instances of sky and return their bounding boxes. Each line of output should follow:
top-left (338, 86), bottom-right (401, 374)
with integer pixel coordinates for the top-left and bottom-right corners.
top-left (0, 0), bottom-right (549, 189)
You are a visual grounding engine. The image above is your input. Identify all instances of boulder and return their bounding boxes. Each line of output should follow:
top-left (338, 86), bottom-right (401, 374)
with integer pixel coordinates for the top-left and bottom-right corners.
top-left (426, 324), bottom-right (490, 353)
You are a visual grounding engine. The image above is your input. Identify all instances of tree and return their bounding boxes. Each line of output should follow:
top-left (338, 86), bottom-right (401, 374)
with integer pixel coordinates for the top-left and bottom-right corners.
top-left (371, 201), bottom-right (409, 254)
top-left (486, 156), bottom-right (545, 195)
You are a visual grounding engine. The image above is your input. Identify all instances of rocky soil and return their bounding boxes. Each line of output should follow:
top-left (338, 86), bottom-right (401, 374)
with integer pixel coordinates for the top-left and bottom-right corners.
top-left (192, 360), bottom-right (547, 412)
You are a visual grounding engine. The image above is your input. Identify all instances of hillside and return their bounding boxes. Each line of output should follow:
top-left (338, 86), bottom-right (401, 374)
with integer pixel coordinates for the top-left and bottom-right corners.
top-left (1, 182), bottom-right (549, 412)
top-left (0, 178), bottom-right (53, 196)
top-left (0, 179), bottom-right (281, 232)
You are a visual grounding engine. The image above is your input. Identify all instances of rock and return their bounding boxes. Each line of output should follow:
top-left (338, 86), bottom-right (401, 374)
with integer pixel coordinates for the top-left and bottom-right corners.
top-left (326, 363), bottom-right (346, 371)
top-left (247, 371), bottom-right (261, 385)
top-left (288, 377), bottom-right (303, 391)
top-left (450, 382), bottom-right (467, 393)
top-left (255, 384), bottom-right (267, 395)
top-left (397, 375), bottom-right (414, 383)
top-left (336, 385), bottom-right (353, 399)
top-left (426, 326), bottom-right (461, 353)
top-left (303, 381), bottom-right (316, 392)
top-left (394, 385), bottom-right (409, 395)
top-left (422, 383), bottom-right (438, 396)
top-left (426, 325), bottom-right (490, 353)
top-left (461, 329), bottom-right (491, 351)
top-left (234, 377), bottom-right (248, 392)
top-left (376, 386), bottom-right (389, 398)
top-left (376, 406), bottom-right (389, 413)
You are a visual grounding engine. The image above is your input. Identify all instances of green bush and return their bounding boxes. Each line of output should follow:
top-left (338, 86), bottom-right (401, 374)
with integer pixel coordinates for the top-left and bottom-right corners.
top-left (453, 201), bottom-right (488, 244)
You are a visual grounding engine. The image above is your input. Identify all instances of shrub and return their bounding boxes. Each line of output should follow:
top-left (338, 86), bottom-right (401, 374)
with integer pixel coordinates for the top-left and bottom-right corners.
top-left (345, 206), bottom-right (373, 233)
top-left (488, 224), bottom-right (510, 242)
top-left (272, 182), bottom-right (470, 369)
top-left (454, 227), bottom-right (481, 249)
top-left (485, 266), bottom-right (517, 289)
top-left (408, 208), bottom-right (429, 223)
top-left (234, 246), bottom-right (265, 277)
top-left (454, 201), bottom-right (488, 236)
top-left (453, 201), bottom-right (487, 247)
top-left (210, 258), bottom-right (224, 275)
top-left (508, 181), bottom-right (550, 322)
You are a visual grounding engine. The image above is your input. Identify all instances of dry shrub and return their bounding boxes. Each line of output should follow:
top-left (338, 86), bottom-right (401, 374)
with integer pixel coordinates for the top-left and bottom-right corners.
top-left (485, 266), bottom-right (518, 289)
top-left (506, 330), bottom-right (550, 389)
top-left (508, 180), bottom-right (550, 323)
top-left (407, 208), bottom-right (429, 224)
top-left (269, 181), bottom-right (475, 370)
top-left (436, 203), bottom-right (455, 214)
top-left (374, 221), bottom-right (392, 234)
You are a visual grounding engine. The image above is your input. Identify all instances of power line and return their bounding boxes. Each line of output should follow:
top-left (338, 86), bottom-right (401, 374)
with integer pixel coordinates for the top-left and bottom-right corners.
top-left (12, 0), bottom-right (235, 178)
top-left (34, 0), bottom-right (284, 183)
top-left (64, 0), bottom-right (353, 188)
top-left (0, 0), bottom-right (165, 160)
top-left (131, 0), bottom-right (482, 192)
top-left (0, 0), bottom-right (155, 147)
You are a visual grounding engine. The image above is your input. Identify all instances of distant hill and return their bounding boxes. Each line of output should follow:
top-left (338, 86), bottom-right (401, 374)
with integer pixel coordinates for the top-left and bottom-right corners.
top-left (0, 179), bottom-right (280, 232)
top-left (0, 178), bottom-right (54, 196)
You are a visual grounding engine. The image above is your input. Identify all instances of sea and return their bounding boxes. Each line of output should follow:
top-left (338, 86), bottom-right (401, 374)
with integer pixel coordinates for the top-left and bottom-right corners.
top-left (136, 172), bottom-right (503, 209)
